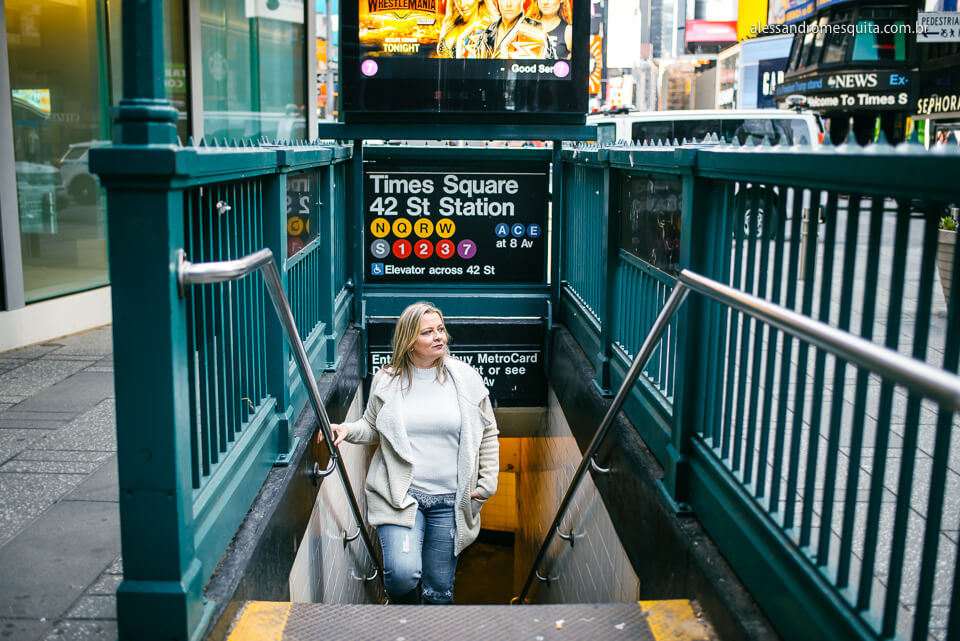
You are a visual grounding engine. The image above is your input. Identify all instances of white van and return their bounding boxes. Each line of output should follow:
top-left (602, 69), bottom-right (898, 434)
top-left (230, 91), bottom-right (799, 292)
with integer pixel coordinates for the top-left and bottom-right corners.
top-left (587, 108), bottom-right (825, 147)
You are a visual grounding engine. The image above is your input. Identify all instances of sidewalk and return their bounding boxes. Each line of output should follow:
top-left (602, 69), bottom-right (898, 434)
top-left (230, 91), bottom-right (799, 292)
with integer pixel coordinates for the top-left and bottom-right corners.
top-left (0, 326), bottom-right (119, 641)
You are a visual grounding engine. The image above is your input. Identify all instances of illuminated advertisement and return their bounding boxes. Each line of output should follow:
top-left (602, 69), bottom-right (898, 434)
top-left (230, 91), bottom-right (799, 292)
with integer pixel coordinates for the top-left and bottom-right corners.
top-left (343, 0), bottom-right (589, 122)
top-left (359, 0), bottom-right (571, 59)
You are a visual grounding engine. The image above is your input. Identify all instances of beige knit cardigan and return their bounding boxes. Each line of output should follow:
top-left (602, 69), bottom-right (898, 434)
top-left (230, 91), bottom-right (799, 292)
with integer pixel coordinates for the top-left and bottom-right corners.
top-left (342, 355), bottom-right (500, 556)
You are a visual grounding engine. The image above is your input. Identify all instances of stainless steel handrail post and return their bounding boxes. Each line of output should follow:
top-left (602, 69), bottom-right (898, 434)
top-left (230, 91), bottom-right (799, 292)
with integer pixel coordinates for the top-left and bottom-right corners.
top-left (178, 248), bottom-right (383, 582)
top-left (516, 282), bottom-right (690, 603)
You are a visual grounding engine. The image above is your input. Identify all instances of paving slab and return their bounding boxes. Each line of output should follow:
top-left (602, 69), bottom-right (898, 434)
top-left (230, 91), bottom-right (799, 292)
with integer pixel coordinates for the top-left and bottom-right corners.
top-left (0, 459), bottom-right (101, 474)
top-left (0, 417), bottom-right (75, 430)
top-left (1, 345), bottom-right (59, 361)
top-left (12, 450), bottom-right (113, 464)
top-left (38, 400), bottom-right (115, 453)
top-left (42, 327), bottom-right (113, 358)
top-left (14, 372), bottom-right (114, 414)
top-left (64, 596), bottom-right (115, 620)
top-left (0, 429), bottom-right (51, 464)
top-left (0, 472), bottom-right (88, 544)
top-left (88, 574), bottom-right (122, 596)
top-left (41, 620), bottom-right (117, 641)
top-left (0, 361), bottom-right (93, 399)
top-left (0, 499), bottom-right (119, 619)
top-left (65, 457), bottom-right (118, 503)
top-left (0, 619), bottom-right (52, 641)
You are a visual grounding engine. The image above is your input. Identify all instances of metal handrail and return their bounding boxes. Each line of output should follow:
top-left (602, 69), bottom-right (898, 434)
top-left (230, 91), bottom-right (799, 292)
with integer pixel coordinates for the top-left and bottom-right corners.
top-left (177, 247), bottom-right (383, 584)
top-left (516, 267), bottom-right (960, 603)
top-left (515, 279), bottom-right (690, 603)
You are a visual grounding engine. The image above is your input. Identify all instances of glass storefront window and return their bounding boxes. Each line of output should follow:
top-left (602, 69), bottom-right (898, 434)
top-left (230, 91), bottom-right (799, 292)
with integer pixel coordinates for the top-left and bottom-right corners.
top-left (797, 31), bottom-right (816, 70)
top-left (787, 33), bottom-right (805, 71)
top-left (6, 0), bottom-right (110, 302)
top-left (200, 0), bottom-right (306, 141)
top-left (821, 10), bottom-right (852, 64)
top-left (803, 16), bottom-right (829, 67)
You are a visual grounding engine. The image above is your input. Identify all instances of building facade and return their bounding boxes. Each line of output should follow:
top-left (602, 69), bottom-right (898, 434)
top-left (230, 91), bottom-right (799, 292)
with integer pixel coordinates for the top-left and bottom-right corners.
top-left (1, 0), bottom-right (331, 350)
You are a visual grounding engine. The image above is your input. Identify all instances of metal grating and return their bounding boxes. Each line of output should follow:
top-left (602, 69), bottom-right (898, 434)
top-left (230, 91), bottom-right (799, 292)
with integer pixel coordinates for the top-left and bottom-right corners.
top-left (281, 603), bottom-right (657, 641)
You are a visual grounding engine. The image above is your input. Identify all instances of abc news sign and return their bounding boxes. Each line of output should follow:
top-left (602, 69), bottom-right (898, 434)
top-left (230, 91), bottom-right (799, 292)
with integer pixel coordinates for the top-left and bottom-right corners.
top-left (777, 71), bottom-right (914, 111)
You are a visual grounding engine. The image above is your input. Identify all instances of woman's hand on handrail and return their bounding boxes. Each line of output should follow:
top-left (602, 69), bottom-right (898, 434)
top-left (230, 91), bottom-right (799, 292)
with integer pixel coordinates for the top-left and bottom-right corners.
top-left (319, 423), bottom-right (350, 447)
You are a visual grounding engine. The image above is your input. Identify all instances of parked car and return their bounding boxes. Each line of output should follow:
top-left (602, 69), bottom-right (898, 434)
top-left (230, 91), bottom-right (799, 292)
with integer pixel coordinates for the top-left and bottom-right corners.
top-left (587, 108), bottom-right (825, 147)
top-left (587, 109), bottom-right (826, 238)
top-left (15, 161), bottom-right (58, 234)
top-left (57, 140), bottom-right (109, 205)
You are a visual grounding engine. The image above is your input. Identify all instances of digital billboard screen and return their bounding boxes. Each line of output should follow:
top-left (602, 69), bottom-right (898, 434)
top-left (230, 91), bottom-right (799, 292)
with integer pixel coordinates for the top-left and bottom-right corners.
top-left (342, 0), bottom-right (588, 123)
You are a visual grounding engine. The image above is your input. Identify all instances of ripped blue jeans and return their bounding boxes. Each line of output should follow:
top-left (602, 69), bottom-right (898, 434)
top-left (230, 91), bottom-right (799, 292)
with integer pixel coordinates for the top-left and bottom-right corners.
top-left (377, 493), bottom-right (458, 604)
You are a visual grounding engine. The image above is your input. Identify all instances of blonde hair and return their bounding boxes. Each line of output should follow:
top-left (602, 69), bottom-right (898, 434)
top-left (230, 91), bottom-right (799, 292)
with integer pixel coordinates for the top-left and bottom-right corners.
top-left (439, 0), bottom-right (499, 48)
top-left (527, 0), bottom-right (572, 24)
top-left (387, 302), bottom-right (451, 388)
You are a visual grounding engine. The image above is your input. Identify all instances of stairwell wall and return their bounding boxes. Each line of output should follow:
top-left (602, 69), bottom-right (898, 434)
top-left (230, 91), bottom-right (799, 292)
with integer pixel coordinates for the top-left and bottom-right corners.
top-left (515, 387), bottom-right (640, 603)
top-left (289, 388), bottom-right (384, 604)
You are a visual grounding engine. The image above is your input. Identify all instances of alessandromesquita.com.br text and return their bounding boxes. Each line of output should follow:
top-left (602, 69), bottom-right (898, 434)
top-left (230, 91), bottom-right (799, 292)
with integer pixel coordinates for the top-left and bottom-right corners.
top-left (751, 22), bottom-right (918, 36)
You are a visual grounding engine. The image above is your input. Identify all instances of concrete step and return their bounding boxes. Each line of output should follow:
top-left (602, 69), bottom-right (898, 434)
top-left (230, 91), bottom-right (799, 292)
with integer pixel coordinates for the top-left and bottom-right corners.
top-left (225, 600), bottom-right (714, 641)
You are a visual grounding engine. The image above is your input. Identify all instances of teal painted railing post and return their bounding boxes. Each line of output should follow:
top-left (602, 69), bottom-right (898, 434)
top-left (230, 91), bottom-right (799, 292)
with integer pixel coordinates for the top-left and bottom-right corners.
top-left (319, 161), bottom-right (340, 368)
top-left (550, 141), bottom-right (563, 339)
top-left (593, 158), bottom-right (617, 396)
top-left (97, 2), bottom-right (208, 639)
top-left (264, 166), bottom-right (295, 460)
top-left (349, 140), bottom-right (367, 375)
top-left (662, 171), bottom-right (721, 507)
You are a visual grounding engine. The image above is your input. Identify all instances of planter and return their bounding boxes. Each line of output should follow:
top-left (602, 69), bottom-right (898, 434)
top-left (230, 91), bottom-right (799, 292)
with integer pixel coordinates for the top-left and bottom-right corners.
top-left (938, 229), bottom-right (957, 305)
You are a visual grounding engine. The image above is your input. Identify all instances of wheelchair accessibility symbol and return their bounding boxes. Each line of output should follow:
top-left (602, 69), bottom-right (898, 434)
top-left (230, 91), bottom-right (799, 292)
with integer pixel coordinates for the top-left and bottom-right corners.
top-left (371, 263), bottom-right (385, 276)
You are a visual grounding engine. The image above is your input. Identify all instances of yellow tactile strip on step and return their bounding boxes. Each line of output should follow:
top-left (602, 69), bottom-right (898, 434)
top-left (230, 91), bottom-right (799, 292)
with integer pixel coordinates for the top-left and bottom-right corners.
top-left (639, 600), bottom-right (711, 641)
top-left (227, 601), bottom-right (292, 641)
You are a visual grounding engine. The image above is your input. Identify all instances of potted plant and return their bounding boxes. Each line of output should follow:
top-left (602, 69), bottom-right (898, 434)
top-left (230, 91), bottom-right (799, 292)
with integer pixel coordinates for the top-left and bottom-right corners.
top-left (938, 211), bottom-right (958, 305)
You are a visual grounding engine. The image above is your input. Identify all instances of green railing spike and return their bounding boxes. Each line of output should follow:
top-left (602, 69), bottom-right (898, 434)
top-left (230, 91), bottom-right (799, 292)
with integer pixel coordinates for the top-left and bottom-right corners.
top-left (904, 122), bottom-right (921, 146)
top-left (187, 136), bottom-right (195, 147)
top-left (844, 119), bottom-right (859, 147)
top-left (731, 137), bottom-right (741, 148)
top-left (822, 130), bottom-right (833, 146)
top-left (673, 138), bottom-right (680, 146)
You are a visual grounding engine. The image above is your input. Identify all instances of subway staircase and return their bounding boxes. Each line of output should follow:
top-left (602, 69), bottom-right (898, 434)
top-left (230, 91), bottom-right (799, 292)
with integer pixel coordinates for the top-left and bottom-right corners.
top-left (224, 600), bottom-right (713, 641)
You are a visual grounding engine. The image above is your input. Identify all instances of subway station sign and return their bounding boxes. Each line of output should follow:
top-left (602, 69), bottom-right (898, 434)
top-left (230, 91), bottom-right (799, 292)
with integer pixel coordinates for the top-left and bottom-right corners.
top-left (366, 319), bottom-right (546, 407)
top-left (363, 159), bottom-right (548, 284)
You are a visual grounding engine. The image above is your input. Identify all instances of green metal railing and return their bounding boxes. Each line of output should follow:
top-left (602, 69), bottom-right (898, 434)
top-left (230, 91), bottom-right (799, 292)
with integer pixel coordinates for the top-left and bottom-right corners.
top-left (557, 137), bottom-right (960, 641)
top-left (561, 159), bottom-right (607, 322)
top-left (92, 140), bottom-right (354, 641)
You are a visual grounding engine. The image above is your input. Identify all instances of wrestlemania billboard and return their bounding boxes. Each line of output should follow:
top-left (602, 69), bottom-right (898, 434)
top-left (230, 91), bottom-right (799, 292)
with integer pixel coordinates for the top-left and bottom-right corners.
top-left (342, 0), bottom-right (589, 123)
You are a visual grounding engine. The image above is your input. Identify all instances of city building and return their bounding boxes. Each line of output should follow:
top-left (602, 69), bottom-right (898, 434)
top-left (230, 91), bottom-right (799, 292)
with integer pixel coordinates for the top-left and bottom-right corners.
top-left (1, 0), bottom-right (334, 350)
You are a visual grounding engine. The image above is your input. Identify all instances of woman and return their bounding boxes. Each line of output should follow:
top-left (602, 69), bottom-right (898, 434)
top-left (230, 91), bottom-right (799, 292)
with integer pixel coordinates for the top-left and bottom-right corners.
top-left (324, 302), bottom-right (499, 604)
top-left (528, 0), bottom-right (572, 59)
top-left (437, 0), bottom-right (499, 58)
top-left (477, 0), bottom-right (554, 59)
